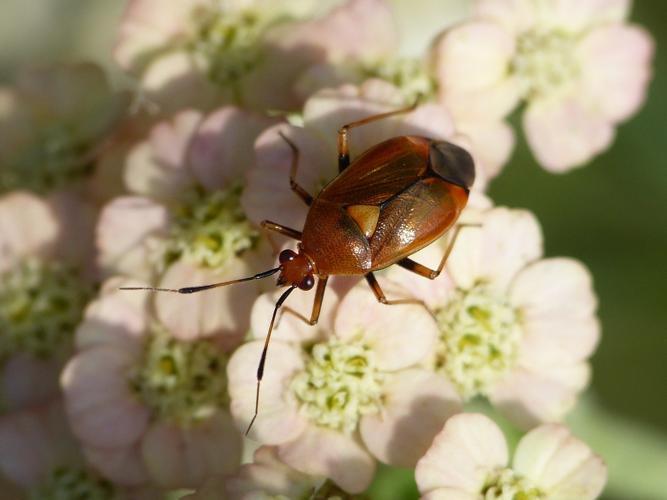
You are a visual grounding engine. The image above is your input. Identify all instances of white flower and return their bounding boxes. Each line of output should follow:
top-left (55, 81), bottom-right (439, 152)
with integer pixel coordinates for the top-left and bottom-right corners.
top-left (60, 278), bottom-right (242, 490)
top-left (228, 278), bottom-right (461, 493)
top-left (434, 0), bottom-right (654, 171)
top-left (416, 413), bottom-right (607, 499)
top-left (389, 207), bottom-right (600, 428)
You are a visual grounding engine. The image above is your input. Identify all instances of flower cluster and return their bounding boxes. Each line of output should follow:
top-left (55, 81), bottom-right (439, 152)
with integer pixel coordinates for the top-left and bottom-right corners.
top-left (0, 0), bottom-right (655, 499)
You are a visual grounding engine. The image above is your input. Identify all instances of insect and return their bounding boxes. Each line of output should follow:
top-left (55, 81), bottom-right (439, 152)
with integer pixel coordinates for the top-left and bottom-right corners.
top-left (122, 102), bottom-right (475, 434)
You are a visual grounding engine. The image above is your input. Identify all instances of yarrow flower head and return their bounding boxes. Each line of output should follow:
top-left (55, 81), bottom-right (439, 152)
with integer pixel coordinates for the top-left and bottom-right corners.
top-left (389, 206), bottom-right (600, 429)
top-left (434, 0), bottom-right (654, 171)
top-left (0, 63), bottom-right (129, 195)
top-left (61, 278), bottom-right (242, 490)
top-left (114, 0), bottom-right (397, 113)
top-left (97, 106), bottom-right (277, 340)
top-left (416, 413), bottom-right (607, 499)
top-left (0, 193), bottom-right (94, 413)
top-left (228, 278), bottom-right (461, 493)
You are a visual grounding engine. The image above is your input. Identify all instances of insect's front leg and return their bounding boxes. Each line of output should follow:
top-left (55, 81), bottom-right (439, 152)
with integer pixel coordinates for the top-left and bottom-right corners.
top-left (279, 276), bottom-right (328, 326)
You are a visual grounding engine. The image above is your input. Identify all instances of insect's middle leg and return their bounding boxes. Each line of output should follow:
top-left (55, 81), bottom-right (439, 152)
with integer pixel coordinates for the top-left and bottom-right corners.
top-left (365, 272), bottom-right (425, 306)
top-left (279, 131), bottom-right (313, 206)
top-left (280, 276), bottom-right (328, 325)
top-left (337, 100), bottom-right (419, 172)
top-left (396, 223), bottom-right (478, 279)
top-left (260, 220), bottom-right (302, 253)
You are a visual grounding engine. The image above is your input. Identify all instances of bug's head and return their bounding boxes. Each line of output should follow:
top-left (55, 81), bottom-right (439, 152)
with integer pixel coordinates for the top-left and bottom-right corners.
top-left (276, 249), bottom-right (315, 290)
top-left (428, 141), bottom-right (475, 191)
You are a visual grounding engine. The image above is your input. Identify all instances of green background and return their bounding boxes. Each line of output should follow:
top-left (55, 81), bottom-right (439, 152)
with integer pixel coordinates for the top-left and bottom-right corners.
top-left (1, 1), bottom-right (665, 499)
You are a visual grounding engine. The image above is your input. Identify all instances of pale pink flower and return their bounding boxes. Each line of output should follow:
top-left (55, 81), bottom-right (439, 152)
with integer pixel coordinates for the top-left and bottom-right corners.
top-left (113, 0), bottom-right (394, 113)
top-left (416, 413), bottom-right (607, 499)
top-left (389, 206), bottom-right (600, 429)
top-left (0, 62), bottom-right (129, 196)
top-left (0, 400), bottom-right (158, 499)
top-left (434, 0), bottom-right (654, 172)
top-left (61, 277), bottom-right (242, 490)
top-left (228, 278), bottom-right (461, 493)
top-left (0, 192), bottom-right (94, 413)
top-left (243, 79), bottom-right (490, 239)
top-left (97, 107), bottom-right (277, 340)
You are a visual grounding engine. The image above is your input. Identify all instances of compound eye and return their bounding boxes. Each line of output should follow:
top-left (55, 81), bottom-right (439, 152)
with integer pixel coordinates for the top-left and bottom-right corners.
top-left (279, 249), bottom-right (297, 264)
top-left (299, 275), bottom-right (315, 290)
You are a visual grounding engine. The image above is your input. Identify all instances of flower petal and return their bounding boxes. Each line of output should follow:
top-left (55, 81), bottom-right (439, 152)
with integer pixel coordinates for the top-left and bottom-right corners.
top-left (435, 21), bottom-right (516, 92)
top-left (140, 51), bottom-right (222, 115)
top-left (141, 412), bottom-right (242, 488)
top-left (124, 111), bottom-right (201, 200)
top-left (0, 192), bottom-right (58, 272)
top-left (578, 24), bottom-right (654, 123)
top-left (475, 0), bottom-right (537, 34)
top-left (278, 425), bottom-right (376, 494)
top-left (188, 107), bottom-right (279, 191)
top-left (421, 489), bottom-right (480, 500)
top-left (0, 401), bottom-right (80, 487)
top-left (155, 258), bottom-right (262, 341)
top-left (513, 424), bottom-right (607, 498)
top-left (456, 120), bottom-right (515, 180)
top-left (1, 355), bottom-right (62, 411)
top-left (489, 364), bottom-right (590, 429)
top-left (113, 0), bottom-right (206, 72)
top-left (83, 443), bottom-right (149, 486)
top-left (523, 97), bottom-right (615, 173)
top-left (75, 278), bottom-right (150, 355)
top-left (447, 207), bottom-right (543, 292)
top-left (434, 21), bottom-right (520, 122)
top-left (96, 196), bottom-right (170, 279)
top-left (360, 369), bottom-right (462, 467)
top-left (335, 279), bottom-right (438, 371)
top-left (539, 0), bottom-right (630, 32)
top-left (511, 258), bottom-right (600, 365)
top-left (415, 413), bottom-right (508, 495)
top-left (61, 347), bottom-right (150, 448)
top-left (227, 341), bottom-right (306, 444)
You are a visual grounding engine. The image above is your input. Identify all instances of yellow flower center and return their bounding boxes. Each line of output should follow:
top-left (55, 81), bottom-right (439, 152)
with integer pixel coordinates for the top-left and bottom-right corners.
top-left (159, 182), bottom-right (259, 270)
top-left (0, 122), bottom-right (96, 195)
top-left (483, 467), bottom-right (545, 500)
top-left (188, 6), bottom-right (281, 100)
top-left (435, 283), bottom-right (521, 399)
top-left (0, 259), bottom-right (90, 359)
top-left (291, 338), bottom-right (384, 434)
top-left (361, 57), bottom-right (437, 103)
top-left (512, 29), bottom-right (580, 100)
top-left (130, 324), bottom-right (229, 423)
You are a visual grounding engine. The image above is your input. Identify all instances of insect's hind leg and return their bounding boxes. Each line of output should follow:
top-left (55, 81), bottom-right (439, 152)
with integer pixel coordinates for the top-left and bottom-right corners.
top-left (396, 223), bottom-right (478, 279)
top-left (278, 131), bottom-right (313, 206)
top-left (337, 99), bottom-right (419, 172)
top-left (364, 272), bottom-right (425, 306)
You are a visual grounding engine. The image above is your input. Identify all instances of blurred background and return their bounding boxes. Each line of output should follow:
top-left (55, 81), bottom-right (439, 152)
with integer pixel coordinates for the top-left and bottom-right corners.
top-left (1, 1), bottom-right (665, 499)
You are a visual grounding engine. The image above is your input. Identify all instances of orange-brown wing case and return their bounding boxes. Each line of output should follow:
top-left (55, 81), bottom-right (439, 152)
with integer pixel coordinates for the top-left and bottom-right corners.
top-left (301, 136), bottom-right (468, 275)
